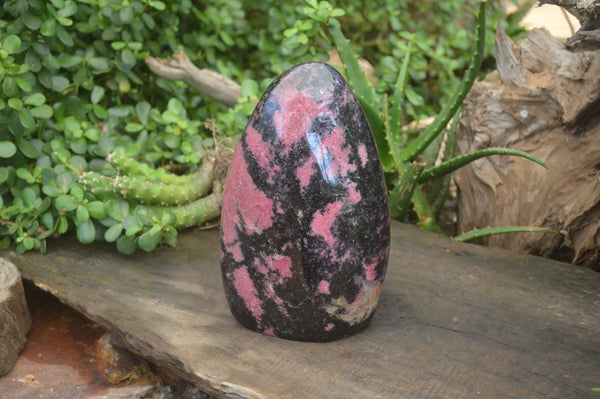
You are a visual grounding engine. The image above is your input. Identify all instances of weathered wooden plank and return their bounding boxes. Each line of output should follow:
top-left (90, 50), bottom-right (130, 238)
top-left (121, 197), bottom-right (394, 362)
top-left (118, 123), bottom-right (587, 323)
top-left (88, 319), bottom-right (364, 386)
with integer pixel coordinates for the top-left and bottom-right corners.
top-left (2, 222), bottom-right (599, 398)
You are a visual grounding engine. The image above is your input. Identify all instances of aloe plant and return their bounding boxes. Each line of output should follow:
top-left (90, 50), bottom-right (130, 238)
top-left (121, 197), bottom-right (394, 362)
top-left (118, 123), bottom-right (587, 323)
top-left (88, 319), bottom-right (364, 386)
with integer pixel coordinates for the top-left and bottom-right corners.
top-left (324, 1), bottom-right (549, 237)
top-left (453, 225), bottom-right (554, 243)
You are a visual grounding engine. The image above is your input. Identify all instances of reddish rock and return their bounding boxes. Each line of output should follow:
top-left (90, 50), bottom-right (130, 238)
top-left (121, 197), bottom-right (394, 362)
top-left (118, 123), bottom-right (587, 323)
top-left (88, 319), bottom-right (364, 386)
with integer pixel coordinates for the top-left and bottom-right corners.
top-left (96, 332), bottom-right (151, 385)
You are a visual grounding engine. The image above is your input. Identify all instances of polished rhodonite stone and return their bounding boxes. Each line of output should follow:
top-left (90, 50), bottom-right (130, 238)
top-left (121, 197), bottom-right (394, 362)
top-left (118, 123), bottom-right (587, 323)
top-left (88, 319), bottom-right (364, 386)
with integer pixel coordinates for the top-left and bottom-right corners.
top-left (220, 62), bottom-right (390, 342)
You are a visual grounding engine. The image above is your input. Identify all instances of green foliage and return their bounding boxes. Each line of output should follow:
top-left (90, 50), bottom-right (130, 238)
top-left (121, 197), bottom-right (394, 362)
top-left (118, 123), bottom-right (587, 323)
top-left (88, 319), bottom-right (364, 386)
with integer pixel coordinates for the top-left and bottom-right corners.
top-left (0, 0), bottom-right (536, 253)
top-left (0, 0), bottom-right (230, 254)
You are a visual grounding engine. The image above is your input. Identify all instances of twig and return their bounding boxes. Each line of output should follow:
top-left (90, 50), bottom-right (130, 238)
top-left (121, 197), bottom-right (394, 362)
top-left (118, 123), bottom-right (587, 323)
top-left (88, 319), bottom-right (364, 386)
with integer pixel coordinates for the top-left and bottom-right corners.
top-left (0, 219), bottom-right (52, 238)
top-left (145, 50), bottom-right (242, 107)
top-left (561, 7), bottom-right (576, 35)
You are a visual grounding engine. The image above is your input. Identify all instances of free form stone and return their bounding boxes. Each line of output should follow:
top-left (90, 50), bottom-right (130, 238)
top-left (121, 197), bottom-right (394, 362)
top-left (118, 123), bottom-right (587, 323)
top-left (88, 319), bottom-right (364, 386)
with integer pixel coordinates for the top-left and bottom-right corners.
top-left (220, 62), bottom-right (390, 342)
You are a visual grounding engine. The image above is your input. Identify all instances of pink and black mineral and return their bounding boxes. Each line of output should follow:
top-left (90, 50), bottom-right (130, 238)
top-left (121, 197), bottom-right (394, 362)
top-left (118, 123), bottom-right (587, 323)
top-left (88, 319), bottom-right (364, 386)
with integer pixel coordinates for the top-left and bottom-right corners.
top-left (220, 62), bottom-right (390, 342)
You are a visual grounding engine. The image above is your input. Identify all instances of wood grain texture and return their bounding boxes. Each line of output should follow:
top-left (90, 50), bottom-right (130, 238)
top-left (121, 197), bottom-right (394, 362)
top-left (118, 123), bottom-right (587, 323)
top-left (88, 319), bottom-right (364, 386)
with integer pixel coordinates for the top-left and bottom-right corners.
top-left (456, 27), bottom-right (600, 269)
top-left (2, 222), bottom-right (600, 398)
top-left (0, 259), bottom-right (31, 376)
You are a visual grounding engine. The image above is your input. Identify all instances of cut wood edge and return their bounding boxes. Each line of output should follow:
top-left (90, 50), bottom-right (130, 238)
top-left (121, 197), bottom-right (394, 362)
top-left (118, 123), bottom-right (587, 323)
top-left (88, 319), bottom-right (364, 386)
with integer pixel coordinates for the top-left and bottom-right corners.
top-left (0, 258), bottom-right (31, 376)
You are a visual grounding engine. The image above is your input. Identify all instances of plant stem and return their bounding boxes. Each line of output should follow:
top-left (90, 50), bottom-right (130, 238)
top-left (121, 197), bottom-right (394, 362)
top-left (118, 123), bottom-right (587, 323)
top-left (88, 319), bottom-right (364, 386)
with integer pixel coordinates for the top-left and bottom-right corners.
top-left (389, 162), bottom-right (424, 221)
top-left (417, 147), bottom-right (547, 183)
top-left (148, 192), bottom-right (222, 228)
top-left (388, 35), bottom-right (414, 167)
top-left (80, 168), bottom-right (214, 206)
top-left (412, 187), bottom-right (444, 233)
top-left (431, 113), bottom-right (459, 217)
top-left (453, 225), bottom-right (554, 242)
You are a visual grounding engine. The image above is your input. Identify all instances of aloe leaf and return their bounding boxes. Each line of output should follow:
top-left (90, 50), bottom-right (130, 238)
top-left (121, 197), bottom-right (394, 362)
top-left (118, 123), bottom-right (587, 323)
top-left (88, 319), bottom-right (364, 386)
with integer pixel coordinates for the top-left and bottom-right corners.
top-left (328, 24), bottom-right (392, 169)
top-left (418, 147), bottom-right (547, 184)
top-left (430, 113), bottom-right (460, 216)
top-left (389, 162), bottom-right (424, 221)
top-left (328, 24), bottom-right (378, 109)
top-left (411, 187), bottom-right (444, 234)
top-left (506, 0), bottom-right (536, 27)
top-left (388, 35), bottom-right (414, 166)
top-left (453, 225), bottom-right (554, 242)
top-left (361, 100), bottom-right (392, 170)
top-left (400, 0), bottom-right (487, 163)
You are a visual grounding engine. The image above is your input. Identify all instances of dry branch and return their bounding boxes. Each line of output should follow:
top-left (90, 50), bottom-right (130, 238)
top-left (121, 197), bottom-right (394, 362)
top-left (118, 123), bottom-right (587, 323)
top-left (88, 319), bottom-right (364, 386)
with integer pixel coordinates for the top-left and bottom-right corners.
top-left (540, 0), bottom-right (600, 49)
top-left (145, 50), bottom-right (242, 107)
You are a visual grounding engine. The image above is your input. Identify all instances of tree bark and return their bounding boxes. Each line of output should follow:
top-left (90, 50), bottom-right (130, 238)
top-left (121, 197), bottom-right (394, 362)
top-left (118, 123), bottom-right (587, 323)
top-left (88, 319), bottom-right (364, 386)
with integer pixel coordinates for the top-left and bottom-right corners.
top-left (0, 258), bottom-right (31, 375)
top-left (454, 24), bottom-right (600, 270)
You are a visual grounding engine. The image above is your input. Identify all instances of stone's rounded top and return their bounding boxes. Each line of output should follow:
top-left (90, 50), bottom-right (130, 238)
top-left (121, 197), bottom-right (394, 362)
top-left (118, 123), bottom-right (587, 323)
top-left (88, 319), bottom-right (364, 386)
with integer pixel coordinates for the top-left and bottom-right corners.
top-left (0, 259), bottom-right (20, 302)
top-left (269, 62), bottom-right (341, 102)
top-left (244, 61), bottom-right (377, 194)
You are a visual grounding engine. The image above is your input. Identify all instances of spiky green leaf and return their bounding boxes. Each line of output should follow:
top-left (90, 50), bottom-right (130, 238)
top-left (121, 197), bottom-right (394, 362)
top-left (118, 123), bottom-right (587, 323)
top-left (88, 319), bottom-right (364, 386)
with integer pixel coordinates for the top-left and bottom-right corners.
top-left (454, 226), bottom-right (554, 242)
top-left (418, 147), bottom-right (547, 183)
top-left (401, 1), bottom-right (487, 162)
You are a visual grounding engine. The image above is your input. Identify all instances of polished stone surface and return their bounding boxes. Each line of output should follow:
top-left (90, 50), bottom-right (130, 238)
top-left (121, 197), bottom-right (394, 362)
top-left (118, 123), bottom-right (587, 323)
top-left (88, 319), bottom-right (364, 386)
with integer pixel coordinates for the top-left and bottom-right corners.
top-left (220, 62), bottom-right (390, 341)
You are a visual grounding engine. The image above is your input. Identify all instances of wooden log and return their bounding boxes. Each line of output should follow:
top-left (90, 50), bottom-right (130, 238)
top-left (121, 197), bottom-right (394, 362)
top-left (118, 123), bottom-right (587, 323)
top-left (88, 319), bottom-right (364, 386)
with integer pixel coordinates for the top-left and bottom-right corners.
top-left (454, 24), bottom-right (600, 269)
top-left (0, 258), bottom-right (31, 376)
top-left (2, 222), bottom-right (599, 398)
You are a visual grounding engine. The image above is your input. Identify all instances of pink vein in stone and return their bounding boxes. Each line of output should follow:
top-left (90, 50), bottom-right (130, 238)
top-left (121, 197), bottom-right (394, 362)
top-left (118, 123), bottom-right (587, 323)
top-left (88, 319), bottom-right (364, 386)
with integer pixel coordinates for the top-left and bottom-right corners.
top-left (296, 156), bottom-right (315, 192)
top-left (267, 254), bottom-right (293, 280)
top-left (233, 266), bottom-right (263, 321)
top-left (273, 85), bottom-right (329, 154)
top-left (255, 254), bottom-right (293, 283)
top-left (246, 125), bottom-right (280, 181)
top-left (318, 280), bottom-right (331, 295)
top-left (222, 146), bottom-right (274, 260)
top-left (255, 254), bottom-right (293, 286)
top-left (365, 259), bottom-right (378, 281)
top-left (263, 281), bottom-right (290, 317)
top-left (254, 257), bottom-right (269, 276)
top-left (347, 182), bottom-right (361, 204)
top-left (228, 243), bottom-right (244, 262)
top-left (358, 143), bottom-right (368, 168)
top-left (323, 126), bottom-right (356, 180)
top-left (310, 201), bottom-right (344, 246)
top-left (263, 327), bottom-right (277, 337)
top-left (365, 246), bottom-right (390, 281)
